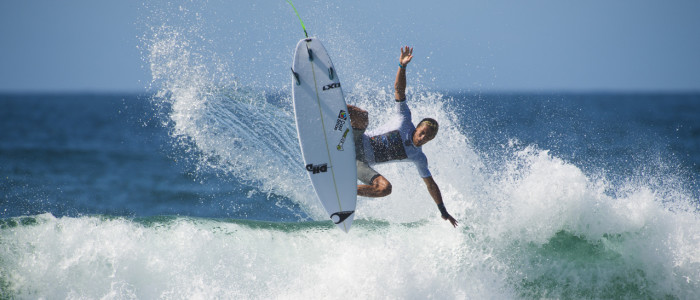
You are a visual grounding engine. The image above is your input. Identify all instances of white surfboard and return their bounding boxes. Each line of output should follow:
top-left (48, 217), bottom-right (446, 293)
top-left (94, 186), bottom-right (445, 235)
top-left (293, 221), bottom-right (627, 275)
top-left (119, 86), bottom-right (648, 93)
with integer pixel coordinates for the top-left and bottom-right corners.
top-left (291, 37), bottom-right (357, 233)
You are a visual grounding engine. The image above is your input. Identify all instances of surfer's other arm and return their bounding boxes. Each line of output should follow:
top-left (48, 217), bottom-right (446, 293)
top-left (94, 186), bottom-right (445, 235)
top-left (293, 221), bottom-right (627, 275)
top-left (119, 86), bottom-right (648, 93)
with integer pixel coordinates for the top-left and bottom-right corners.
top-left (395, 46), bottom-right (413, 100)
top-left (423, 176), bottom-right (458, 227)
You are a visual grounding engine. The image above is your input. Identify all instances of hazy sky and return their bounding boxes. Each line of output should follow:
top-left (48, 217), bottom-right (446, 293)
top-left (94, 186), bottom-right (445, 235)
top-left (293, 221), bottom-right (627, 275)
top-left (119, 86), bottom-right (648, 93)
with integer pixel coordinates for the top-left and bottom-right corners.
top-left (1, 0), bottom-right (699, 93)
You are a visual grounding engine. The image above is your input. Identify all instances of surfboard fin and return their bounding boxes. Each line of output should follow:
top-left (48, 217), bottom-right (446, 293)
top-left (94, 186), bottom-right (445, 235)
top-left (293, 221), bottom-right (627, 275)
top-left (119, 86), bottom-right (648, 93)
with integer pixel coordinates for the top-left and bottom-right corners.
top-left (328, 67), bottom-right (335, 80)
top-left (291, 68), bottom-right (300, 85)
top-left (330, 211), bottom-right (354, 224)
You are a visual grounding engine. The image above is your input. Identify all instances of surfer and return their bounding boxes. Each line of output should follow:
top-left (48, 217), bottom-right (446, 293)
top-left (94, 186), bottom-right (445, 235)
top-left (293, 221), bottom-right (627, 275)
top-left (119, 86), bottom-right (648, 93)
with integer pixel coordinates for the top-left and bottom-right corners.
top-left (348, 46), bottom-right (458, 227)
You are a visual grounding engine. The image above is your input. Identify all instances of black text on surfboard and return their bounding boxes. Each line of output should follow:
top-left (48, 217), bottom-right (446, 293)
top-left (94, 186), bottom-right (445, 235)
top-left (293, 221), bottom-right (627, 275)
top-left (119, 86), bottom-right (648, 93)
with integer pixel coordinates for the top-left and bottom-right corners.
top-left (323, 82), bottom-right (341, 91)
top-left (306, 163), bottom-right (328, 174)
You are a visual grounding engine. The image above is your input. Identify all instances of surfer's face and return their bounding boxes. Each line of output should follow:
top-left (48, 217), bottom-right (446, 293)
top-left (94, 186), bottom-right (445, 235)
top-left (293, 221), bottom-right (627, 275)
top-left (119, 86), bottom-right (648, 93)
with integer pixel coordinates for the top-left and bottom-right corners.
top-left (413, 124), bottom-right (437, 147)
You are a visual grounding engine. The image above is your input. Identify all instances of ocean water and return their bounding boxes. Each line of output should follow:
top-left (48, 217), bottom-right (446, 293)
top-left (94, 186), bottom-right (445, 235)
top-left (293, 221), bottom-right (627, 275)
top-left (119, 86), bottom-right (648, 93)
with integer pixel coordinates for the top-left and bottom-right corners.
top-left (2, 2), bottom-right (700, 298)
top-left (2, 90), bottom-right (699, 299)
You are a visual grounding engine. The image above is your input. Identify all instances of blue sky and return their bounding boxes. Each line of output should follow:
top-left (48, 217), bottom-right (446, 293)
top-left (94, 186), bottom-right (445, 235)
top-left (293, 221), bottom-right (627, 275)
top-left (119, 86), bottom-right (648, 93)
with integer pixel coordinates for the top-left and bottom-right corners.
top-left (1, 0), bottom-right (699, 93)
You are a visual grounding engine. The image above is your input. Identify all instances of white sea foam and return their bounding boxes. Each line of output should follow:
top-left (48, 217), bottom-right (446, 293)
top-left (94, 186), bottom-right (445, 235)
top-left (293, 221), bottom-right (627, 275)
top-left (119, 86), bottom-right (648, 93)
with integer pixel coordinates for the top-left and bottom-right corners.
top-left (1, 214), bottom-right (510, 299)
top-left (3, 173), bottom-right (699, 299)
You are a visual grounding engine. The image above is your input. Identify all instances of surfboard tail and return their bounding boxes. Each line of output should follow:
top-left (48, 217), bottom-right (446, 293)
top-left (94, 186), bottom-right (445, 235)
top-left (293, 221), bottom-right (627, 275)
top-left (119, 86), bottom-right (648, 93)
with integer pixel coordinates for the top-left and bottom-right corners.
top-left (331, 211), bottom-right (355, 233)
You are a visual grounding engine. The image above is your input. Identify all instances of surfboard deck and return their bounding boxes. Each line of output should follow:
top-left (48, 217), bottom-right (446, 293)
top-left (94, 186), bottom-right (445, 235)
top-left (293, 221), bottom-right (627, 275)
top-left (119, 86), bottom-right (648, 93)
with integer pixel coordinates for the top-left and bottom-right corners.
top-left (291, 37), bottom-right (357, 233)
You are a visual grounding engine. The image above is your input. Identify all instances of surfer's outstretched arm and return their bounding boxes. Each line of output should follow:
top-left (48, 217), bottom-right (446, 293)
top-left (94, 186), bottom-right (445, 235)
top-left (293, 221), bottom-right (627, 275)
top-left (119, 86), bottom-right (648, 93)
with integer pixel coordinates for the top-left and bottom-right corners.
top-left (423, 176), bottom-right (458, 228)
top-left (394, 46), bottom-right (413, 100)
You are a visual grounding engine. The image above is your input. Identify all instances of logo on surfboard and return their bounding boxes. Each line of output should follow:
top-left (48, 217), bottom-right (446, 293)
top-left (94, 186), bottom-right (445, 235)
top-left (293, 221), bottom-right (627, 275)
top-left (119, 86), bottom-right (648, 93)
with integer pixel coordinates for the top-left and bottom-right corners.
top-left (330, 211), bottom-right (354, 224)
top-left (336, 128), bottom-right (350, 151)
top-left (334, 110), bottom-right (347, 131)
top-left (306, 163), bottom-right (328, 174)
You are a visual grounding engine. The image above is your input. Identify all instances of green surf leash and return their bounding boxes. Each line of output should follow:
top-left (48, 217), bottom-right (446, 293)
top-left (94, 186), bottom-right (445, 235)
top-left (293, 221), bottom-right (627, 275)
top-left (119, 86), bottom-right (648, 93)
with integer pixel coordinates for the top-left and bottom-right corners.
top-left (286, 0), bottom-right (308, 38)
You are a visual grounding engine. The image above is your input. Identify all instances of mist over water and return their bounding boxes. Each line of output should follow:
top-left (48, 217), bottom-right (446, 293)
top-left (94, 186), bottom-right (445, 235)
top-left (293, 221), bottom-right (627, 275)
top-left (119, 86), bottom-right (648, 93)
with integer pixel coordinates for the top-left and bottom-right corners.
top-left (2, 1), bottom-right (700, 299)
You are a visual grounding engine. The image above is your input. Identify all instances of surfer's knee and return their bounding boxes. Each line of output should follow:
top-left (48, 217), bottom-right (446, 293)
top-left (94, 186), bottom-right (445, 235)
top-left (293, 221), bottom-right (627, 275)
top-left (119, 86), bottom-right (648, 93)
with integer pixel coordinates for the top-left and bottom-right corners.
top-left (347, 105), bottom-right (368, 129)
top-left (372, 176), bottom-right (392, 197)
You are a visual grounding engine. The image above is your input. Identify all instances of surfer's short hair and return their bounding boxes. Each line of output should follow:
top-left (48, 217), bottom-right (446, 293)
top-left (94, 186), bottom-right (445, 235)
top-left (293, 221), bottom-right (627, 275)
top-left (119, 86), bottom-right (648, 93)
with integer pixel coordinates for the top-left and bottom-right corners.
top-left (418, 118), bottom-right (439, 132)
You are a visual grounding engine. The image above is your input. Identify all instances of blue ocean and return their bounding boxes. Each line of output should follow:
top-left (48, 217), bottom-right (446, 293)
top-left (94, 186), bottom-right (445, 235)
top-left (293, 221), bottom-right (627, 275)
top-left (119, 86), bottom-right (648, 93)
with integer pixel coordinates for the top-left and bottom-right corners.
top-left (2, 3), bottom-right (700, 299)
top-left (2, 89), bottom-right (699, 299)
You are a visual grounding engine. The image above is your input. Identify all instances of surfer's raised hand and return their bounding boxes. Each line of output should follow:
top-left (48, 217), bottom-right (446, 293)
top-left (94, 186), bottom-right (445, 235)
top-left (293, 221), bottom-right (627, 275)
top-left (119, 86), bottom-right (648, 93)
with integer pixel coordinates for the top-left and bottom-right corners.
top-left (399, 46), bottom-right (413, 67)
top-left (443, 213), bottom-right (459, 228)
top-left (395, 46), bottom-right (412, 100)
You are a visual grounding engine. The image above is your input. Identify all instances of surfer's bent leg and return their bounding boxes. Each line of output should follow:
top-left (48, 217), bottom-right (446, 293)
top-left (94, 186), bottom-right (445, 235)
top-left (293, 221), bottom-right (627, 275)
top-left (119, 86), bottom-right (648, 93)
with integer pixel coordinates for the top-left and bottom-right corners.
top-left (347, 105), bottom-right (368, 130)
top-left (357, 159), bottom-right (392, 197)
top-left (357, 173), bottom-right (392, 198)
top-left (352, 116), bottom-right (392, 198)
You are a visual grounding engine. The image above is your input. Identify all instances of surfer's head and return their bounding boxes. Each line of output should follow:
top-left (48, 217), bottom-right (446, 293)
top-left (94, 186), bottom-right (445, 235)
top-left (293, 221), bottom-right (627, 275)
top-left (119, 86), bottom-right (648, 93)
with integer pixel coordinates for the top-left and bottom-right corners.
top-left (413, 118), bottom-right (438, 147)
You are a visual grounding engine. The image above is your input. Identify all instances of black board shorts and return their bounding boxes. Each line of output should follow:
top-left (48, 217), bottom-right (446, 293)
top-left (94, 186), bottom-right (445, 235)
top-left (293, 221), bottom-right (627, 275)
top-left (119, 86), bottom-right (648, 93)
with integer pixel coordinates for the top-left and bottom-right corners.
top-left (354, 128), bottom-right (381, 185)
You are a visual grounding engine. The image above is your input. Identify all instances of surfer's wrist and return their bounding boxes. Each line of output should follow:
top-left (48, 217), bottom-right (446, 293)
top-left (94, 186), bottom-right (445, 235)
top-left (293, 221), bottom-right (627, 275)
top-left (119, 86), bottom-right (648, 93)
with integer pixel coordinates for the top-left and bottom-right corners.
top-left (399, 62), bottom-right (406, 69)
top-left (437, 203), bottom-right (449, 217)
